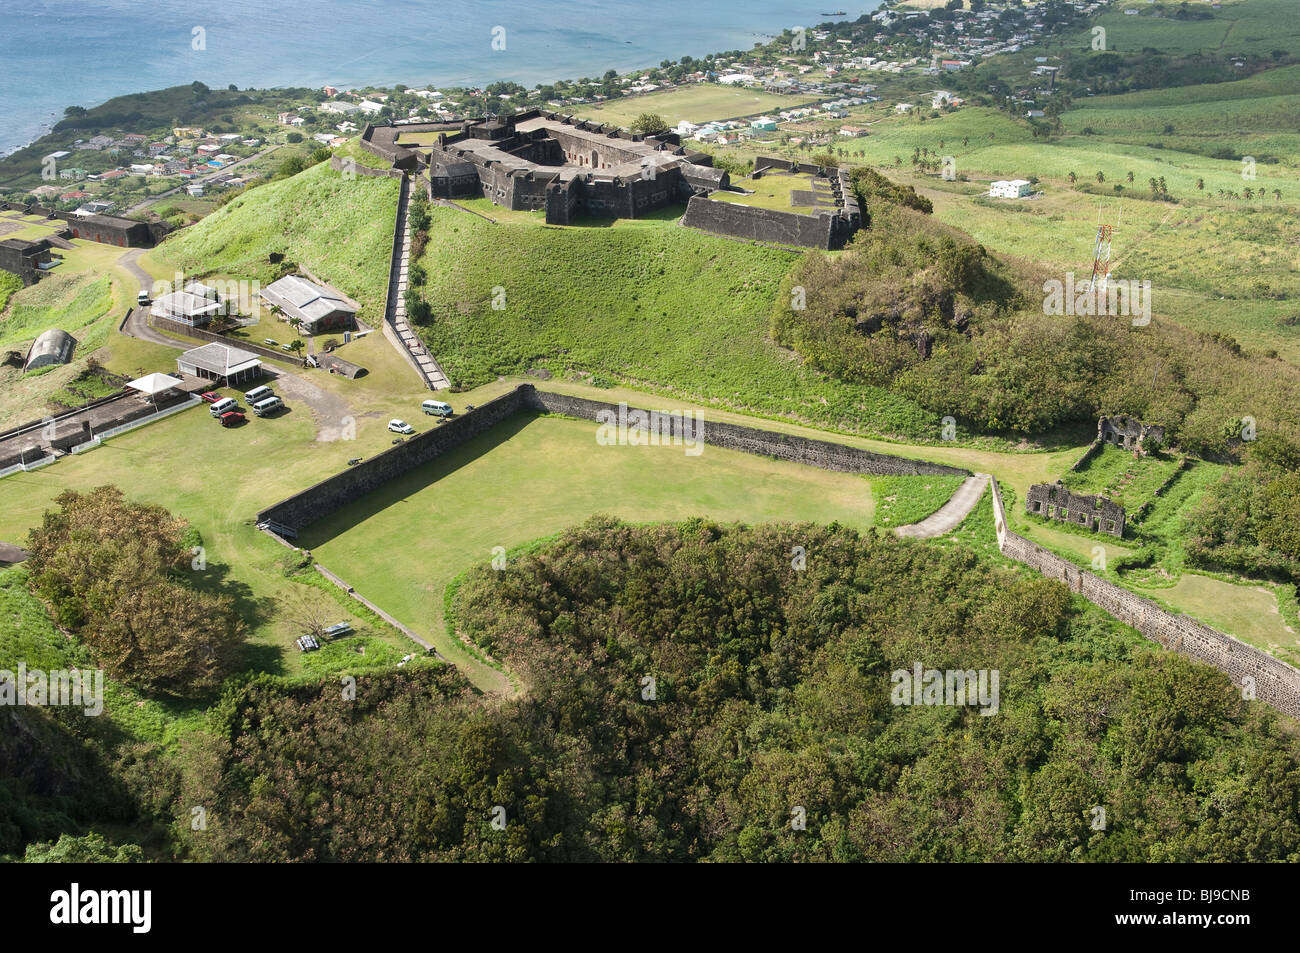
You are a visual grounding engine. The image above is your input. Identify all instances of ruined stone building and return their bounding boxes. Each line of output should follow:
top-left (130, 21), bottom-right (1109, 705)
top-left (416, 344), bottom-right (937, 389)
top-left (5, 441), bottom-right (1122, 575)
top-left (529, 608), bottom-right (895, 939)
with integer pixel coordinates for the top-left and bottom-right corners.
top-left (1099, 415), bottom-right (1165, 453)
top-left (1025, 480), bottom-right (1126, 537)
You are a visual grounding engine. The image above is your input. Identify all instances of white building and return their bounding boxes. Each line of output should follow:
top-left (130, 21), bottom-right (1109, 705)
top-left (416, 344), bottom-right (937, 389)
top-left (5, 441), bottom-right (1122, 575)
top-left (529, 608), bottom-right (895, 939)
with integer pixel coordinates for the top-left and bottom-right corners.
top-left (989, 179), bottom-right (1033, 198)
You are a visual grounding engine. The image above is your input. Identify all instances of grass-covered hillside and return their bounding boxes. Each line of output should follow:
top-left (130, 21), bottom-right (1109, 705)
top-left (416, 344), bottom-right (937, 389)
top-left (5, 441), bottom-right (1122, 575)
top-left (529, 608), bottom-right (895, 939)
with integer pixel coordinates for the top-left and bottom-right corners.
top-left (153, 160), bottom-right (399, 324)
top-left (413, 205), bottom-right (939, 438)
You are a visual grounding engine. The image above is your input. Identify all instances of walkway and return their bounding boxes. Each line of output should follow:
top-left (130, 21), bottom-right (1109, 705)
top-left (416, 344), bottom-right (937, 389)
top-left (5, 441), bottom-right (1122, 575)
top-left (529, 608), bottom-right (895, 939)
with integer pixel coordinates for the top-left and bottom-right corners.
top-left (894, 473), bottom-right (990, 539)
top-left (385, 175), bottom-right (449, 389)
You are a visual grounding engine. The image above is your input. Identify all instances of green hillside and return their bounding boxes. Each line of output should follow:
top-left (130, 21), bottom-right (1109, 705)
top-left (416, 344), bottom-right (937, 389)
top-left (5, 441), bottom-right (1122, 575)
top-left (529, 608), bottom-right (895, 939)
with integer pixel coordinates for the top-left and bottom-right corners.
top-left (153, 160), bottom-right (399, 324)
top-left (414, 207), bottom-right (937, 438)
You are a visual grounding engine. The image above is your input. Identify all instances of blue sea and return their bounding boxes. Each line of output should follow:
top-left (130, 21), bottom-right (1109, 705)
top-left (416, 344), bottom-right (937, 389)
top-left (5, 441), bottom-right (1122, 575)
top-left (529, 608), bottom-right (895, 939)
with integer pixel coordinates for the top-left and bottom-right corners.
top-left (0, 0), bottom-right (881, 156)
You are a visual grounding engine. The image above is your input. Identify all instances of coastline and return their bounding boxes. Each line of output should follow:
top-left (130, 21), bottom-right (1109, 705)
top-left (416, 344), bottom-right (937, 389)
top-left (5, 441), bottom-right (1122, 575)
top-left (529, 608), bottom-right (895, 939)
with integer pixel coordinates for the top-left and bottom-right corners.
top-left (0, 0), bottom-right (876, 157)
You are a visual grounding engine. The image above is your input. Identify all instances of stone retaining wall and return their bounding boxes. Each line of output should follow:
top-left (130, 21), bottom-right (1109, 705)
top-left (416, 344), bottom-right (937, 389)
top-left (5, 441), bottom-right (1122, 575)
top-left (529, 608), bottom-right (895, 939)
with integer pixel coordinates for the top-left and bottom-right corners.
top-left (990, 477), bottom-right (1300, 718)
top-left (256, 385), bottom-right (533, 530)
top-left (527, 390), bottom-right (967, 477)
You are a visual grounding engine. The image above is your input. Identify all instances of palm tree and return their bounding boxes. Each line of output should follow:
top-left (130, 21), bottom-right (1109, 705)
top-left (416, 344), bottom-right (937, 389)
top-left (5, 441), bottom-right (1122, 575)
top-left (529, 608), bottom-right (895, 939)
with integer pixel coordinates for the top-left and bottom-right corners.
top-left (1244, 187), bottom-right (1253, 200)
top-left (1196, 178), bottom-right (1204, 191)
top-left (1096, 171), bottom-right (1105, 184)
top-left (962, 136), bottom-right (969, 147)
top-left (1068, 171), bottom-right (1077, 185)
top-left (1158, 176), bottom-right (1167, 194)
top-left (1274, 188), bottom-right (1282, 200)
top-left (1126, 171), bottom-right (1134, 183)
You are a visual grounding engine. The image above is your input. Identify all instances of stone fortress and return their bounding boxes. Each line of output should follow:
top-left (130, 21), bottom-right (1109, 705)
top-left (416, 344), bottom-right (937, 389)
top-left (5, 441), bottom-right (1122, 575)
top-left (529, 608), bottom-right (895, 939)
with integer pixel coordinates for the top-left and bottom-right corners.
top-left (361, 110), bottom-right (861, 249)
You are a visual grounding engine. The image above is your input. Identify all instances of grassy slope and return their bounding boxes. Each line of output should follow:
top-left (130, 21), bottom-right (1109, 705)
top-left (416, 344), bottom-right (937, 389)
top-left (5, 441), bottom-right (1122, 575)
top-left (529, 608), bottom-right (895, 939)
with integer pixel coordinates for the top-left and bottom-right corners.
top-left (152, 160), bottom-right (399, 325)
top-left (0, 273), bottom-right (113, 352)
top-left (416, 206), bottom-right (937, 438)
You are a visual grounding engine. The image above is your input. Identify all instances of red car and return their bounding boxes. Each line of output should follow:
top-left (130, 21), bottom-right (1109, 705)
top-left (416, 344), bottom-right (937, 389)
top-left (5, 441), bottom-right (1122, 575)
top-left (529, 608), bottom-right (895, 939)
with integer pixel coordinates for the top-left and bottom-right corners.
top-left (201, 391), bottom-right (222, 403)
top-left (219, 411), bottom-right (246, 427)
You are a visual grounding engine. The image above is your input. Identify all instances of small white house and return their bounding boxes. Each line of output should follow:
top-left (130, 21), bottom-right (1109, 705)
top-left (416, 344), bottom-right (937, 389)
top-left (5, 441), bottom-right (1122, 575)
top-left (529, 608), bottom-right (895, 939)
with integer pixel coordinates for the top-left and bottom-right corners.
top-left (989, 179), bottom-right (1033, 198)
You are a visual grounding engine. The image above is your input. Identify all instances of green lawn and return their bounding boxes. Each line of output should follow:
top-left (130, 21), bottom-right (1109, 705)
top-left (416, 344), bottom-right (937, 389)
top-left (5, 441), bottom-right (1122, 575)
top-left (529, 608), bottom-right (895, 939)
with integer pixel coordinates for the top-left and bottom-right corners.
top-left (1134, 573), bottom-right (1300, 667)
top-left (300, 411), bottom-right (883, 688)
top-left (711, 170), bottom-right (829, 215)
top-left (1062, 445), bottom-right (1184, 509)
top-left (872, 474), bottom-right (968, 528)
top-left (414, 205), bottom-right (944, 439)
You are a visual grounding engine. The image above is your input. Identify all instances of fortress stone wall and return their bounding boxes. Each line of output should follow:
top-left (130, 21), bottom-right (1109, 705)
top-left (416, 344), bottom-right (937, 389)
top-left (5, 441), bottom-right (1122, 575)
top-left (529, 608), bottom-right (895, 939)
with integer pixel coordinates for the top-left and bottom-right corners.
top-left (527, 390), bottom-right (965, 477)
top-left (257, 385), bottom-right (533, 531)
top-left (990, 477), bottom-right (1300, 719)
top-left (257, 384), bottom-right (968, 533)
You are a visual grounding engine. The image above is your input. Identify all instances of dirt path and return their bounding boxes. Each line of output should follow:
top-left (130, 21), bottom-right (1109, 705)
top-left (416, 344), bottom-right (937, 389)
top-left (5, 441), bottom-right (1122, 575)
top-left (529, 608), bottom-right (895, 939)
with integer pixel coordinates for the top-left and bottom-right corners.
top-left (895, 473), bottom-right (990, 539)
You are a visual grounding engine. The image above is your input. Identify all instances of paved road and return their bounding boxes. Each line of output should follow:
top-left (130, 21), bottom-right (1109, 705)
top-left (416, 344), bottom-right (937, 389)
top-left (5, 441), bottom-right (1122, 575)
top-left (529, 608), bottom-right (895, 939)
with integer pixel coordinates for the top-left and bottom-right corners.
top-left (895, 473), bottom-right (991, 539)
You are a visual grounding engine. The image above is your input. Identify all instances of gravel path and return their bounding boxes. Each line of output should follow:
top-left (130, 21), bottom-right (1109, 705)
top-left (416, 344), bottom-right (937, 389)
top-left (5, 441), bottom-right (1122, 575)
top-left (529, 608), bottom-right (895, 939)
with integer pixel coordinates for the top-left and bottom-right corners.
top-left (894, 473), bottom-right (990, 539)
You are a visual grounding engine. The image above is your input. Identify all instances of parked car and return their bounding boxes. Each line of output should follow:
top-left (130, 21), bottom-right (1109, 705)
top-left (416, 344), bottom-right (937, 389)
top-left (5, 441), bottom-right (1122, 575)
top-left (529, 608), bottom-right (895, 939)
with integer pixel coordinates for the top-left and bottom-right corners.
top-left (218, 410), bottom-right (245, 427)
top-left (244, 384), bottom-right (273, 404)
top-left (388, 419), bottom-right (414, 434)
top-left (422, 399), bottom-right (453, 417)
top-left (137, 290), bottom-right (151, 306)
top-left (200, 391), bottom-right (222, 403)
top-left (209, 397), bottom-right (239, 417)
top-left (252, 396), bottom-right (284, 417)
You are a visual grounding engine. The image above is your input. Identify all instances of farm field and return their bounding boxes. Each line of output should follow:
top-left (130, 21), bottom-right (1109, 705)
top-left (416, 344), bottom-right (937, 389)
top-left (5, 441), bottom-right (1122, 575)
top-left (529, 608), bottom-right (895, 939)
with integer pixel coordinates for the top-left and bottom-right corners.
top-left (574, 85), bottom-right (817, 129)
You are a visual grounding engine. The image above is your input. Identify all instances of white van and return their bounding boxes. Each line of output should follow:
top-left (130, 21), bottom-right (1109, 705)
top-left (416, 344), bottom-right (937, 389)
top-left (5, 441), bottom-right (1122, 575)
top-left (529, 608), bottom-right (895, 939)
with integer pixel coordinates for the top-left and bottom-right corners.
top-left (209, 397), bottom-right (238, 417)
top-left (422, 399), bottom-right (453, 417)
top-left (253, 396), bottom-right (284, 417)
top-left (245, 385), bottom-right (273, 404)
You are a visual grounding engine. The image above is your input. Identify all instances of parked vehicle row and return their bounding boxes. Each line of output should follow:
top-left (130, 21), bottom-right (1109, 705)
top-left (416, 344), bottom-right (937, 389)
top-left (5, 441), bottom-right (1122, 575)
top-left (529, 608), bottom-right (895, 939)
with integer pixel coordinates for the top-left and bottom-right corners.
top-left (204, 383), bottom-right (285, 427)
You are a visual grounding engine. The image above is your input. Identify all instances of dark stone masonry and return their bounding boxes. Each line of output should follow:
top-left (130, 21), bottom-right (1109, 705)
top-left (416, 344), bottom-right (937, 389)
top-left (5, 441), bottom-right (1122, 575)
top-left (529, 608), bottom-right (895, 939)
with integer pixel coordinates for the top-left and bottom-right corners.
top-left (358, 111), bottom-right (861, 248)
top-left (991, 479), bottom-right (1300, 719)
top-left (1099, 414), bottom-right (1164, 453)
top-left (1025, 480), bottom-right (1125, 537)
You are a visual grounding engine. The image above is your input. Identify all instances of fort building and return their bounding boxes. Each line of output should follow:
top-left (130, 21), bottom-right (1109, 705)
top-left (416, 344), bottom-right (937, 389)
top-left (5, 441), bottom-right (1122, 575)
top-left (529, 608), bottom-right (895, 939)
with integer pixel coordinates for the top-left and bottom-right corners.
top-left (1025, 480), bottom-right (1126, 537)
top-left (360, 111), bottom-right (862, 249)
top-left (0, 238), bottom-right (55, 286)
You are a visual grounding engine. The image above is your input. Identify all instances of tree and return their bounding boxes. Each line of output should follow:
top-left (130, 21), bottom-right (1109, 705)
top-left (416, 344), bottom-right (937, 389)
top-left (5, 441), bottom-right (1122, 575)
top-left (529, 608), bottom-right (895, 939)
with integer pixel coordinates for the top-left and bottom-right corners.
top-left (1196, 178), bottom-right (1204, 191)
top-left (25, 487), bottom-right (245, 695)
top-left (1067, 171), bottom-right (1077, 185)
top-left (25, 832), bottom-right (143, 863)
top-left (630, 113), bottom-right (669, 136)
top-left (1095, 171), bottom-right (1105, 184)
top-left (1126, 171), bottom-right (1134, 183)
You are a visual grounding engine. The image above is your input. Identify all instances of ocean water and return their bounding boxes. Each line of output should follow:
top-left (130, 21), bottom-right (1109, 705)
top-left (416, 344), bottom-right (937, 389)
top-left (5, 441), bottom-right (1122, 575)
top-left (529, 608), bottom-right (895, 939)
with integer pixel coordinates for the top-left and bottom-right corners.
top-left (0, 0), bottom-right (879, 156)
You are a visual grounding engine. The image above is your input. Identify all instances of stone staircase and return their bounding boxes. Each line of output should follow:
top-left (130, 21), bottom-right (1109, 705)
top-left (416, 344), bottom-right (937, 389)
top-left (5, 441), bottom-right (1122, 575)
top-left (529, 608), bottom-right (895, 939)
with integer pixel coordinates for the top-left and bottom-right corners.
top-left (385, 175), bottom-right (449, 390)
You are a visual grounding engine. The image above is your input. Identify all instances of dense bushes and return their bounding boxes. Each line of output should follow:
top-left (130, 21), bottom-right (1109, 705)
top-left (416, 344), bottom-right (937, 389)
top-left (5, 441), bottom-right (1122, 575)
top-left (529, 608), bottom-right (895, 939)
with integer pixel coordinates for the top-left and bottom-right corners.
top-left (24, 487), bottom-right (245, 696)
top-left (169, 518), bottom-right (1300, 861)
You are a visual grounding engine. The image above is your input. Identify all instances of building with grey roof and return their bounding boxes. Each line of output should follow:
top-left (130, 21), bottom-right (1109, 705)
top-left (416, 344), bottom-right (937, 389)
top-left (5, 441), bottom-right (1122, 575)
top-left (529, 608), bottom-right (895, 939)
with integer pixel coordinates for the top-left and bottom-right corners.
top-left (260, 275), bottom-right (358, 333)
top-left (176, 342), bottom-right (262, 385)
top-left (23, 328), bottom-right (77, 372)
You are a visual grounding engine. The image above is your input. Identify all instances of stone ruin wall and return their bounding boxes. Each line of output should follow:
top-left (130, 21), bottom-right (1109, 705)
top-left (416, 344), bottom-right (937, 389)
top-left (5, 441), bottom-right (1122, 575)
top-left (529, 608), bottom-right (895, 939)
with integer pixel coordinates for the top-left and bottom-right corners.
top-left (990, 477), bottom-right (1300, 719)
